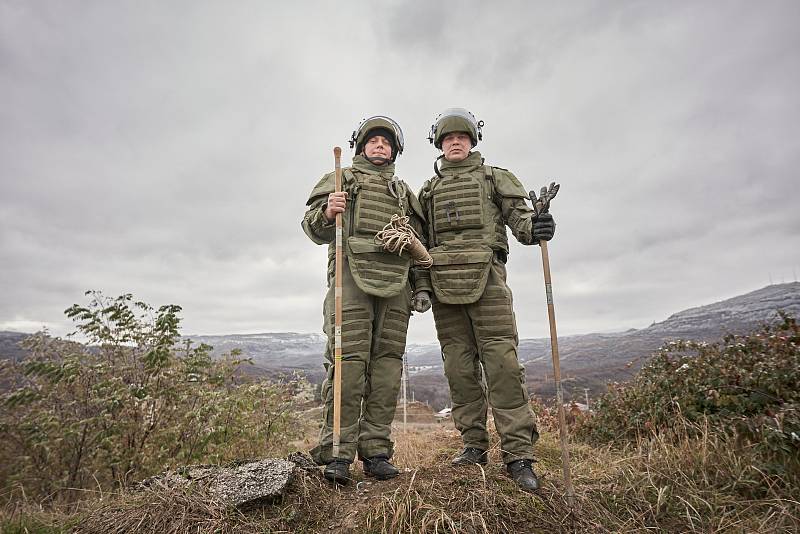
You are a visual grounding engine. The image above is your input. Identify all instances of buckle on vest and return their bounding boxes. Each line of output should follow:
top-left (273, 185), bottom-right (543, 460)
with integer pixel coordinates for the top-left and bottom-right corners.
top-left (446, 200), bottom-right (460, 223)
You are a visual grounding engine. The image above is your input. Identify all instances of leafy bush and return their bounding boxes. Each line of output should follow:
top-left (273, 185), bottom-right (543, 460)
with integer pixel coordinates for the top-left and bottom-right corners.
top-left (577, 314), bottom-right (799, 476)
top-left (0, 292), bottom-right (310, 503)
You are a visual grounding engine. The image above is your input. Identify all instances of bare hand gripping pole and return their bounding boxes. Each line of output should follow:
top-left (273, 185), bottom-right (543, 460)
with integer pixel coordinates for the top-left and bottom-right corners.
top-left (530, 182), bottom-right (576, 507)
top-left (332, 147), bottom-right (344, 459)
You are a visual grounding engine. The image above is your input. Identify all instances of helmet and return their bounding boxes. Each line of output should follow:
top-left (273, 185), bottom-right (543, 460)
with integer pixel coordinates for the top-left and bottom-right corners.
top-left (428, 108), bottom-right (484, 149)
top-left (349, 116), bottom-right (404, 161)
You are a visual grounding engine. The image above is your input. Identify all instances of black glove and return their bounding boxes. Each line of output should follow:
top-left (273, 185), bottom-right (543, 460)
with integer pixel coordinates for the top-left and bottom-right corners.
top-left (533, 213), bottom-right (556, 242)
top-left (412, 291), bottom-right (432, 313)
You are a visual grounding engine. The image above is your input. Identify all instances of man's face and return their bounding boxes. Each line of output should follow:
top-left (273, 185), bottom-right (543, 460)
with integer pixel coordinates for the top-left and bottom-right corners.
top-left (441, 132), bottom-right (473, 162)
top-left (363, 135), bottom-right (393, 163)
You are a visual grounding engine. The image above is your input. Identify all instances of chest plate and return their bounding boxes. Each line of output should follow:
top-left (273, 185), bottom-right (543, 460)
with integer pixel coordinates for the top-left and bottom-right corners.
top-left (343, 171), bottom-right (412, 298)
top-left (352, 174), bottom-right (405, 236)
top-left (431, 173), bottom-right (485, 234)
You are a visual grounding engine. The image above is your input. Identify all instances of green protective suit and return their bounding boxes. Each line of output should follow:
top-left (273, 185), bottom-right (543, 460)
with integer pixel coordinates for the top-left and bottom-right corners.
top-left (418, 150), bottom-right (544, 464)
top-left (302, 155), bottom-right (431, 464)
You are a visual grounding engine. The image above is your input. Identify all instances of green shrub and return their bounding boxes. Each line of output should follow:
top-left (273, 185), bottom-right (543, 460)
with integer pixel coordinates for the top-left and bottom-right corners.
top-left (0, 291), bottom-right (310, 503)
top-left (577, 314), bottom-right (799, 477)
top-left (0, 518), bottom-right (68, 534)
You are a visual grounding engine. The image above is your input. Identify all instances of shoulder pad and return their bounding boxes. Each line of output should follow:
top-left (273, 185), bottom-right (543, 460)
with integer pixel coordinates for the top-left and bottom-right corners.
top-left (418, 179), bottom-right (432, 199)
top-left (422, 176), bottom-right (442, 198)
top-left (306, 172), bottom-right (334, 205)
top-left (306, 168), bottom-right (356, 205)
top-left (491, 167), bottom-right (529, 199)
top-left (406, 188), bottom-right (426, 220)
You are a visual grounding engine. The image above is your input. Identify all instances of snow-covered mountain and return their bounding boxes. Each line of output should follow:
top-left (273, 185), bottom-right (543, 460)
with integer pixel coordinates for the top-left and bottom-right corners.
top-left (648, 282), bottom-right (800, 334)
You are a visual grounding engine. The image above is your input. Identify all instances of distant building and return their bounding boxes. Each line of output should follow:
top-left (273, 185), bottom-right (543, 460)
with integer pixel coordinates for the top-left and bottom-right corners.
top-left (434, 407), bottom-right (452, 420)
top-left (393, 400), bottom-right (437, 424)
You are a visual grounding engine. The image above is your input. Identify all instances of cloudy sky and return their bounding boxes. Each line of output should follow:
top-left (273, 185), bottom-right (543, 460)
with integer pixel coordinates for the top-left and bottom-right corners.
top-left (1, 1), bottom-right (798, 343)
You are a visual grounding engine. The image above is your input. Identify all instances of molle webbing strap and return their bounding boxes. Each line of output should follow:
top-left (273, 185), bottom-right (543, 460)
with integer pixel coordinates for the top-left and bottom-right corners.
top-left (351, 262), bottom-right (408, 281)
top-left (484, 165), bottom-right (500, 208)
top-left (382, 308), bottom-right (411, 349)
top-left (425, 183), bottom-right (437, 248)
top-left (343, 169), bottom-right (358, 239)
top-left (388, 177), bottom-right (408, 212)
top-left (342, 169), bottom-right (358, 193)
top-left (432, 175), bottom-right (484, 232)
top-left (354, 177), bottom-right (404, 234)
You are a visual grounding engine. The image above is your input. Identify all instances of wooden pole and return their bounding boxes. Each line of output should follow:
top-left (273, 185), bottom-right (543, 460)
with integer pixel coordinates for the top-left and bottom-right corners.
top-left (540, 239), bottom-right (576, 506)
top-left (530, 182), bottom-right (574, 507)
top-left (402, 352), bottom-right (408, 432)
top-left (332, 147), bottom-right (343, 459)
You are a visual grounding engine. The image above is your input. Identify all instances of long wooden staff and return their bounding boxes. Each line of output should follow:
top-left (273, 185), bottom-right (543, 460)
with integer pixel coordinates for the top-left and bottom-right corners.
top-left (530, 182), bottom-right (575, 507)
top-left (332, 147), bottom-right (344, 459)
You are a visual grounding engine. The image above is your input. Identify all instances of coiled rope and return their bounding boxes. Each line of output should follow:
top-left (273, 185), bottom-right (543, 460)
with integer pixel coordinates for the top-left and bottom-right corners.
top-left (374, 214), bottom-right (433, 268)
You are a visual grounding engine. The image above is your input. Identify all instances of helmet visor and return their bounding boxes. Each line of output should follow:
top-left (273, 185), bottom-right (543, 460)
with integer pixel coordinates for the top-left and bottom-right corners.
top-left (431, 108), bottom-right (480, 148)
top-left (354, 116), bottom-right (404, 156)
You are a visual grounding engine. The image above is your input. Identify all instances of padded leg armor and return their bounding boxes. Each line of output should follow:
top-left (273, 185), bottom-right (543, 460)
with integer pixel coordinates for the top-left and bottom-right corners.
top-left (311, 261), bottom-right (411, 464)
top-left (432, 260), bottom-right (538, 464)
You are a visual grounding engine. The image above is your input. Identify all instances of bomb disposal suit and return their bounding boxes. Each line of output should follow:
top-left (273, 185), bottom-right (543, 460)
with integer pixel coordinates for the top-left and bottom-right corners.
top-left (419, 109), bottom-right (555, 469)
top-left (302, 117), bottom-right (431, 471)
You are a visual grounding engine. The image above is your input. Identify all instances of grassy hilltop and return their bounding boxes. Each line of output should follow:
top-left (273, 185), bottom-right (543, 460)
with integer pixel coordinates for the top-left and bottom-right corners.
top-left (1, 293), bottom-right (798, 533)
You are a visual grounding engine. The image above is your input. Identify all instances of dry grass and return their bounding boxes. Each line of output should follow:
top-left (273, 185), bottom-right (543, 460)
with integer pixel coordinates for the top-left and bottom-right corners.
top-left (581, 420), bottom-right (800, 533)
top-left (70, 468), bottom-right (343, 534)
top-left (3, 421), bottom-right (798, 533)
top-left (362, 423), bottom-right (800, 533)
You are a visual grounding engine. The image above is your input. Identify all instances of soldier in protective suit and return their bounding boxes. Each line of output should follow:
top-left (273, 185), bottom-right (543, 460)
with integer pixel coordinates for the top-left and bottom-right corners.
top-left (417, 108), bottom-right (556, 492)
top-left (302, 116), bottom-right (432, 484)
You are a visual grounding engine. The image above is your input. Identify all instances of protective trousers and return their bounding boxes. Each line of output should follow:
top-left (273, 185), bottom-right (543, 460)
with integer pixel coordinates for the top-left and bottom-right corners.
top-left (310, 258), bottom-right (411, 464)
top-left (432, 259), bottom-right (538, 464)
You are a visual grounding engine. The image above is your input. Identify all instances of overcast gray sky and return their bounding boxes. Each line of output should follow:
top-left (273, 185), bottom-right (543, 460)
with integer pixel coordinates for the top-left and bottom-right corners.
top-left (1, 1), bottom-right (798, 343)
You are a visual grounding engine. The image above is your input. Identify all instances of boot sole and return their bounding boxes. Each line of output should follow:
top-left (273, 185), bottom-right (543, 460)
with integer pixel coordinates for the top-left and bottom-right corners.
top-left (507, 473), bottom-right (540, 492)
top-left (364, 470), bottom-right (399, 481)
top-left (324, 468), bottom-right (351, 485)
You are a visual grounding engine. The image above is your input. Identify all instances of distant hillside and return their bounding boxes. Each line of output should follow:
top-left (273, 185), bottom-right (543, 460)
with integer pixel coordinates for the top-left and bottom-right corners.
top-left (185, 332), bottom-right (326, 367)
top-left (0, 331), bottom-right (28, 361)
top-left (648, 282), bottom-right (799, 334)
top-left (182, 283), bottom-right (799, 406)
top-left (183, 332), bottom-right (329, 382)
top-left (519, 282), bottom-right (800, 399)
top-left (5, 284), bottom-right (797, 405)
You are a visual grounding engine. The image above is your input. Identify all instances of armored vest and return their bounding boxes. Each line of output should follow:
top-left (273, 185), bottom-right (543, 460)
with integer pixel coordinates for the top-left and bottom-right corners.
top-left (425, 161), bottom-right (510, 305)
top-left (343, 167), bottom-right (413, 298)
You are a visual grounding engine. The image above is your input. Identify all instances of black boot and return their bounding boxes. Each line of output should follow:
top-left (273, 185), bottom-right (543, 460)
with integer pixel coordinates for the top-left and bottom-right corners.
top-left (506, 459), bottom-right (540, 492)
top-left (451, 447), bottom-right (488, 466)
top-left (362, 455), bottom-right (399, 480)
top-left (324, 458), bottom-right (352, 485)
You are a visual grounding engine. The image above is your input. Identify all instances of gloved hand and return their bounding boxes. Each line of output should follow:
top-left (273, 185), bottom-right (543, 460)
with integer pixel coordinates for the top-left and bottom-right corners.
top-left (532, 213), bottom-right (556, 242)
top-left (412, 291), bottom-right (432, 313)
